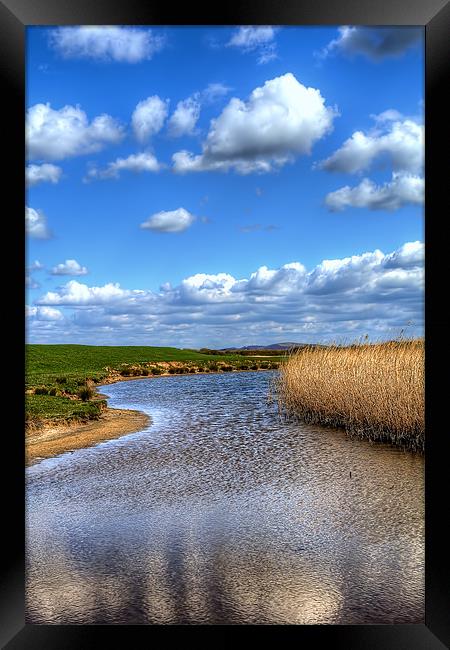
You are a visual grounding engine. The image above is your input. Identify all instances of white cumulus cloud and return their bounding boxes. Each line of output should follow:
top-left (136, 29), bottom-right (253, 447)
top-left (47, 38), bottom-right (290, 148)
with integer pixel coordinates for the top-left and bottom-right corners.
top-left (25, 206), bottom-right (51, 239)
top-left (26, 163), bottom-right (62, 186)
top-left (85, 152), bottom-right (162, 181)
top-left (173, 73), bottom-right (337, 174)
top-left (26, 306), bottom-right (64, 321)
top-left (140, 208), bottom-right (196, 233)
top-left (132, 96), bottom-right (169, 143)
top-left (26, 103), bottom-right (124, 161)
top-left (167, 84), bottom-right (231, 139)
top-left (168, 97), bottom-right (201, 137)
top-left (30, 242), bottom-right (424, 346)
top-left (325, 173), bottom-right (424, 211)
top-left (383, 241), bottom-right (424, 269)
top-left (317, 116), bottom-right (423, 175)
top-left (51, 259), bottom-right (89, 276)
top-left (318, 113), bottom-right (424, 212)
top-left (37, 281), bottom-right (135, 306)
top-left (49, 26), bottom-right (165, 63)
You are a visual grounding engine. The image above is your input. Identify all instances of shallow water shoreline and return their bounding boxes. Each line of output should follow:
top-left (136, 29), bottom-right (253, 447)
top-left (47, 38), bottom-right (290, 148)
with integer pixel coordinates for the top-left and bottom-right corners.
top-left (26, 368), bottom-right (274, 466)
top-left (25, 407), bottom-right (150, 466)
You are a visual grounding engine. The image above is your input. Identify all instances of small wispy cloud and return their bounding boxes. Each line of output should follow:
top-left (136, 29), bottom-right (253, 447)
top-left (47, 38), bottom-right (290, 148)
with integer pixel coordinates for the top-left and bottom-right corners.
top-left (25, 206), bottom-right (51, 239)
top-left (26, 163), bottom-right (62, 187)
top-left (239, 224), bottom-right (279, 233)
top-left (168, 83), bottom-right (232, 138)
top-left (49, 26), bottom-right (166, 63)
top-left (227, 26), bottom-right (279, 64)
top-left (201, 83), bottom-right (232, 103)
top-left (84, 152), bottom-right (162, 182)
top-left (27, 260), bottom-right (45, 272)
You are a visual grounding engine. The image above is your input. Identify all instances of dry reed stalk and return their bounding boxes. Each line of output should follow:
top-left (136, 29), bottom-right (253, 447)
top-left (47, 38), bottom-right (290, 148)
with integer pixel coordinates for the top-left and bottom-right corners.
top-left (276, 339), bottom-right (424, 451)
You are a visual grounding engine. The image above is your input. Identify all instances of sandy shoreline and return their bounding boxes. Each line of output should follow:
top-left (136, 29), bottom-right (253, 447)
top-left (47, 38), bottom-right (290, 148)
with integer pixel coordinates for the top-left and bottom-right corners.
top-left (26, 407), bottom-right (151, 466)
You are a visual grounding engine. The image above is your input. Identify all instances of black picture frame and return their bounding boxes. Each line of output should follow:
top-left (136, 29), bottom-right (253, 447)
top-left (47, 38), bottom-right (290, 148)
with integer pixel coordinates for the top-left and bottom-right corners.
top-left (2, 1), bottom-right (449, 647)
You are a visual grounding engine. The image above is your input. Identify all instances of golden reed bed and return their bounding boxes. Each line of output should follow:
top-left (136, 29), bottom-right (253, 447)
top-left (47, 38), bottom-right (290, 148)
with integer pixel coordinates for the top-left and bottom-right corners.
top-left (276, 339), bottom-right (424, 451)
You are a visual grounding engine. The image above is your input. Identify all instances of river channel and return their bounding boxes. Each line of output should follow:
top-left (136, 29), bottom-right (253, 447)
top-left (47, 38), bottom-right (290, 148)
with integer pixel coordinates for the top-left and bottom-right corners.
top-left (26, 370), bottom-right (424, 624)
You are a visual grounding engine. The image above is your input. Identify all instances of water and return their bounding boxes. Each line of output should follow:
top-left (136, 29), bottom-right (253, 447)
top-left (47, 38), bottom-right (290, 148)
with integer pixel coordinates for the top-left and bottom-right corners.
top-left (26, 371), bottom-right (424, 625)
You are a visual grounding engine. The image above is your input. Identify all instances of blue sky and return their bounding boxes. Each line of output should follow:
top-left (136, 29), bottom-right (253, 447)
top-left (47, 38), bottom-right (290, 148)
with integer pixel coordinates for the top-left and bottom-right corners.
top-left (26, 25), bottom-right (424, 347)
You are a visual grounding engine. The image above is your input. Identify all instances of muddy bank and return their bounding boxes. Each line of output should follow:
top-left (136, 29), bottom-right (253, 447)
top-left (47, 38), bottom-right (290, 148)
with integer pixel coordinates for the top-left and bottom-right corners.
top-left (26, 407), bottom-right (150, 466)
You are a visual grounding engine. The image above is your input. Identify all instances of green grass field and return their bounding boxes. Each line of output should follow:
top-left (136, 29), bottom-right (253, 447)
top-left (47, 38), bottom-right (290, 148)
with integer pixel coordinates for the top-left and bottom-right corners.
top-left (26, 345), bottom-right (284, 425)
top-left (26, 345), bottom-right (215, 382)
top-left (26, 394), bottom-right (106, 424)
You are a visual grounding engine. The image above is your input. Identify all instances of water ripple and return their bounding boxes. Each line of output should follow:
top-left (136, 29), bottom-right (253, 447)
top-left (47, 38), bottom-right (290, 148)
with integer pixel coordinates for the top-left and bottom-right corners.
top-left (26, 371), bottom-right (424, 624)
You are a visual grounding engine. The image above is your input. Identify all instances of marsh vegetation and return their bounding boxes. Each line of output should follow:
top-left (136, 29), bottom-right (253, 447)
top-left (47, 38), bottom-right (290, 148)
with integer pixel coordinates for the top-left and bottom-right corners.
top-left (276, 339), bottom-right (424, 451)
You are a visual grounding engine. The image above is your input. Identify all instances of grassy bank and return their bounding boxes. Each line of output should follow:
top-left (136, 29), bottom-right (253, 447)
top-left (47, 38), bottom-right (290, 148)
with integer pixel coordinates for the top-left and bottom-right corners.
top-left (26, 344), bottom-right (283, 426)
top-left (26, 408), bottom-right (150, 466)
top-left (276, 339), bottom-right (424, 451)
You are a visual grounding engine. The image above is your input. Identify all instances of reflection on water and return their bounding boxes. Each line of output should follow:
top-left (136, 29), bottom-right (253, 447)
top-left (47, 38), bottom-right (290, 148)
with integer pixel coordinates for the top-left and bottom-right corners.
top-left (26, 371), bottom-right (424, 624)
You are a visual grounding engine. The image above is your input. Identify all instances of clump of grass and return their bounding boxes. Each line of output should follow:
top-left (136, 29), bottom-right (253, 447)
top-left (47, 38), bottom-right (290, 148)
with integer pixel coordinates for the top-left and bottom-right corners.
top-left (276, 339), bottom-right (424, 452)
top-left (34, 386), bottom-right (48, 395)
top-left (221, 365), bottom-right (233, 372)
top-left (61, 383), bottom-right (78, 395)
top-left (77, 385), bottom-right (94, 402)
top-left (151, 367), bottom-right (162, 375)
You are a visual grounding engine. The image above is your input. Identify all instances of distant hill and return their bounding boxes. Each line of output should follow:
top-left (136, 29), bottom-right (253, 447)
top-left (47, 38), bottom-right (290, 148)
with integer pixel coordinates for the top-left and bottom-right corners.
top-left (197, 343), bottom-right (327, 356)
top-left (220, 343), bottom-right (309, 352)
